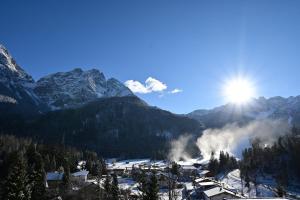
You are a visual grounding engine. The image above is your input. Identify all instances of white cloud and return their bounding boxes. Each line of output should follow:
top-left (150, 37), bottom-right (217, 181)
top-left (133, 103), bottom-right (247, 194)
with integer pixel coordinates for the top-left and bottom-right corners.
top-left (169, 88), bottom-right (183, 94)
top-left (124, 80), bottom-right (149, 94)
top-left (125, 77), bottom-right (167, 94)
top-left (145, 77), bottom-right (167, 92)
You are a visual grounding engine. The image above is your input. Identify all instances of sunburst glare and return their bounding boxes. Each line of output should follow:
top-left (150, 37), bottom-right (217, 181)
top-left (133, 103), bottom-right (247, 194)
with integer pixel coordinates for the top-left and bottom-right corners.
top-left (223, 76), bottom-right (256, 105)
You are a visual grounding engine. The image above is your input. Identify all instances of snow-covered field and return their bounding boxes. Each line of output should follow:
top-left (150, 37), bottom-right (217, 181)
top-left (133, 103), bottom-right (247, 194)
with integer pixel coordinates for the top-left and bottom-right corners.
top-left (221, 169), bottom-right (300, 199)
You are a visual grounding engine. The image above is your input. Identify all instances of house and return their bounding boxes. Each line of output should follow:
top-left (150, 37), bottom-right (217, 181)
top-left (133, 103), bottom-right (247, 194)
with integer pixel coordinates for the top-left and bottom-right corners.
top-left (203, 186), bottom-right (241, 200)
top-left (72, 170), bottom-right (89, 182)
top-left (194, 177), bottom-right (214, 183)
top-left (46, 172), bottom-right (64, 188)
top-left (178, 165), bottom-right (198, 181)
top-left (197, 181), bottom-right (219, 191)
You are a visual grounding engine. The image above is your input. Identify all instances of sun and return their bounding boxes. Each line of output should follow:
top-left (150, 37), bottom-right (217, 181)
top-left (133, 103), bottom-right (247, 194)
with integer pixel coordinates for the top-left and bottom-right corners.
top-left (223, 77), bottom-right (256, 105)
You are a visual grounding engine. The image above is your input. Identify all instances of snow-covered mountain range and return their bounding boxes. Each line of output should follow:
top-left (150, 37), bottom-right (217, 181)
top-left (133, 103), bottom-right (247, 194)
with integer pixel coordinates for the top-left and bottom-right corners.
top-left (34, 68), bottom-right (133, 109)
top-left (0, 44), bottom-right (133, 114)
top-left (188, 96), bottom-right (300, 128)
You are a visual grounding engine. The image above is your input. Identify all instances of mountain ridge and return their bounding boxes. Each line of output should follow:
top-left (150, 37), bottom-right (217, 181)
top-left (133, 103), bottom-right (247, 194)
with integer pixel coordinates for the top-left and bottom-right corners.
top-left (0, 44), bottom-right (133, 114)
top-left (188, 96), bottom-right (300, 128)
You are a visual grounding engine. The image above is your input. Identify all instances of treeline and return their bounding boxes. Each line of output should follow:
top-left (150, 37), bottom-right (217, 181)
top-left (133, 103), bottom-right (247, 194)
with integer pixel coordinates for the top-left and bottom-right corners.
top-left (0, 134), bottom-right (106, 199)
top-left (239, 127), bottom-right (300, 196)
top-left (208, 151), bottom-right (238, 177)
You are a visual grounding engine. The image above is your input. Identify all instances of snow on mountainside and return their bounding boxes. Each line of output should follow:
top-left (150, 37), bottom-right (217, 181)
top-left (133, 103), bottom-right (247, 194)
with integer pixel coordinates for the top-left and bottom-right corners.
top-left (0, 44), bottom-right (45, 115)
top-left (0, 44), bottom-right (34, 83)
top-left (34, 68), bottom-right (133, 109)
top-left (188, 96), bottom-right (300, 128)
top-left (0, 44), bottom-right (134, 114)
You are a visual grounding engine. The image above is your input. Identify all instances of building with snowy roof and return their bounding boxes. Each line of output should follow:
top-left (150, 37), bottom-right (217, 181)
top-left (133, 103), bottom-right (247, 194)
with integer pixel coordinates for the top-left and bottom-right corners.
top-left (203, 186), bottom-right (241, 200)
top-left (72, 170), bottom-right (89, 182)
top-left (46, 172), bottom-right (64, 188)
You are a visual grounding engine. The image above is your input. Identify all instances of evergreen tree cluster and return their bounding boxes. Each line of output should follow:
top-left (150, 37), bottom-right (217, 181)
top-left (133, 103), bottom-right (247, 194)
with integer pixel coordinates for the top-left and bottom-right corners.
top-left (208, 151), bottom-right (238, 177)
top-left (0, 134), bottom-right (105, 200)
top-left (239, 128), bottom-right (300, 196)
top-left (137, 170), bottom-right (159, 200)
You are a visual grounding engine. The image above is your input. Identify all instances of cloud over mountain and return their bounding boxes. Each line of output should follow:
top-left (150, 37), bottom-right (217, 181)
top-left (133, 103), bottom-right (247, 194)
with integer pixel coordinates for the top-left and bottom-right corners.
top-left (125, 77), bottom-right (167, 94)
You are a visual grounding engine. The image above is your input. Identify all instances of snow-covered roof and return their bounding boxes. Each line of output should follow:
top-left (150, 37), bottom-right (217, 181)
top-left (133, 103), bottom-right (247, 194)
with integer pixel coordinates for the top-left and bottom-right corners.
top-left (77, 160), bottom-right (86, 169)
top-left (184, 182), bottom-right (194, 191)
top-left (203, 186), bottom-right (239, 198)
top-left (46, 172), bottom-right (64, 181)
top-left (72, 170), bottom-right (89, 177)
top-left (199, 170), bottom-right (210, 175)
top-left (195, 177), bottom-right (213, 183)
top-left (198, 181), bottom-right (219, 187)
top-left (181, 165), bottom-right (197, 170)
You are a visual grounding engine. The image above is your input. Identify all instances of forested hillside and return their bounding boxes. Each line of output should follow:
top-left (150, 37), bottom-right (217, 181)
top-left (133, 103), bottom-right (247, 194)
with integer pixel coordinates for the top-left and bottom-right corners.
top-left (0, 96), bottom-right (203, 158)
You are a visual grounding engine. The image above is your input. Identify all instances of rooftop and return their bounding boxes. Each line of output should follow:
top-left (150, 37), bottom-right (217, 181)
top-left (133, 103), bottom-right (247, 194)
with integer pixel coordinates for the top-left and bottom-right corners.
top-left (46, 172), bottom-right (64, 181)
top-left (203, 186), bottom-right (239, 198)
top-left (72, 170), bottom-right (89, 177)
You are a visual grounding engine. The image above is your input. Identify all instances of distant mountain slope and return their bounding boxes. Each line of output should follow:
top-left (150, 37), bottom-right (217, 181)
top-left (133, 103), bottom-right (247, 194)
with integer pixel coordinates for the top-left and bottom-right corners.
top-left (188, 96), bottom-right (300, 128)
top-left (2, 96), bottom-right (202, 158)
top-left (34, 68), bottom-right (133, 109)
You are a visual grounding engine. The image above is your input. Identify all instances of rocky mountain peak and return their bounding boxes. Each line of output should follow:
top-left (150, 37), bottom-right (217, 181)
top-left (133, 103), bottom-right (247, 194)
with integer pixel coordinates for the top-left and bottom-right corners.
top-left (0, 44), bottom-right (134, 114)
top-left (34, 68), bottom-right (133, 109)
top-left (0, 44), bottom-right (33, 83)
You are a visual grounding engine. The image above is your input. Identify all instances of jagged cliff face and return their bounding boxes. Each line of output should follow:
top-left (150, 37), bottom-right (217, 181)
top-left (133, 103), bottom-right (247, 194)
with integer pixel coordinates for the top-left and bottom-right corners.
top-left (34, 68), bottom-right (133, 109)
top-left (0, 45), bottom-right (34, 84)
top-left (0, 44), bottom-right (133, 113)
top-left (0, 45), bottom-right (45, 115)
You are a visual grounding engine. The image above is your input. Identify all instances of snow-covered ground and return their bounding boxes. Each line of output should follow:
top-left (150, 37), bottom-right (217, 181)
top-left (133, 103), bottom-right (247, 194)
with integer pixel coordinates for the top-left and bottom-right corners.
top-left (221, 169), bottom-right (300, 198)
top-left (118, 177), bottom-right (138, 190)
top-left (106, 158), bottom-right (168, 170)
top-left (221, 169), bottom-right (275, 197)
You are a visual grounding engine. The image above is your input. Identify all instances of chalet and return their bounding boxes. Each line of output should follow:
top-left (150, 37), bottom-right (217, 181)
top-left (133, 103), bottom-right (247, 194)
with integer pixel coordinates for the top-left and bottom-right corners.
top-left (197, 181), bottom-right (219, 191)
top-left (203, 186), bottom-right (241, 200)
top-left (72, 170), bottom-right (89, 182)
top-left (194, 177), bottom-right (214, 183)
top-left (46, 172), bottom-right (64, 188)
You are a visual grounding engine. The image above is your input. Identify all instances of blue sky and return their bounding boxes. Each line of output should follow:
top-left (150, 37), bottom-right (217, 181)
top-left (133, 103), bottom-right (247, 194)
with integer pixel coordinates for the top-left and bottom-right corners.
top-left (1, 0), bottom-right (300, 114)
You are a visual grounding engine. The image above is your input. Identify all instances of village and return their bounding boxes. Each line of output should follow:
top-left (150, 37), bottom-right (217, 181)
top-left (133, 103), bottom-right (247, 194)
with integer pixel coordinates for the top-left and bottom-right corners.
top-left (45, 158), bottom-right (293, 200)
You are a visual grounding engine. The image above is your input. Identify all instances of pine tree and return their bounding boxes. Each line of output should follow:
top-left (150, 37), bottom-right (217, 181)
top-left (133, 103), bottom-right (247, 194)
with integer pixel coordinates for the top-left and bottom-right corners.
top-left (96, 162), bottom-right (103, 200)
top-left (208, 152), bottom-right (219, 176)
top-left (29, 152), bottom-right (46, 200)
top-left (111, 174), bottom-right (119, 200)
top-left (50, 155), bottom-right (56, 171)
top-left (62, 164), bottom-right (71, 191)
top-left (147, 172), bottom-right (159, 200)
top-left (3, 151), bottom-right (29, 200)
top-left (170, 162), bottom-right (179, 176)
top-left (44, 154), bottom-right (51, 172)
top-left (137, 171), bottom-right (148, 200)
top-left (104, 174), bottom-right (111, 200)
